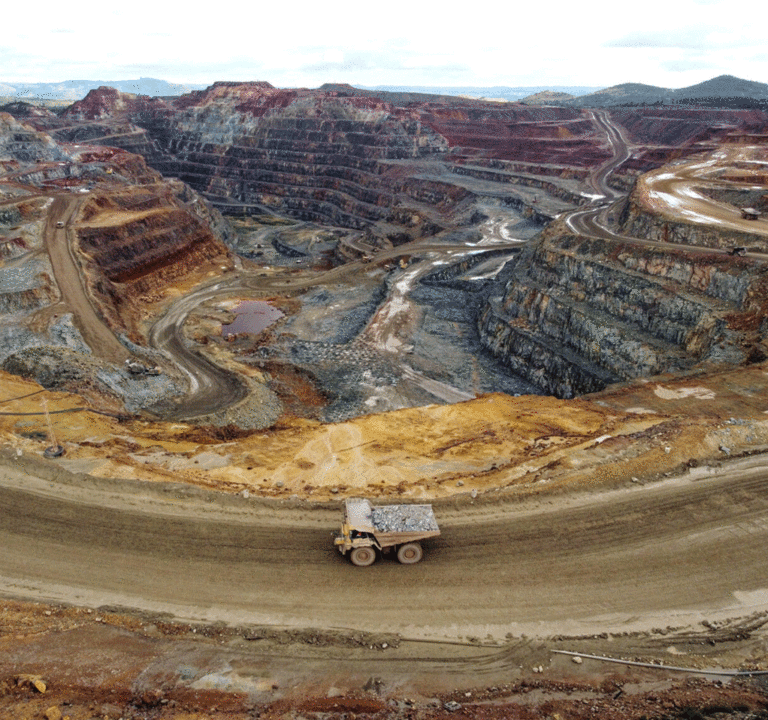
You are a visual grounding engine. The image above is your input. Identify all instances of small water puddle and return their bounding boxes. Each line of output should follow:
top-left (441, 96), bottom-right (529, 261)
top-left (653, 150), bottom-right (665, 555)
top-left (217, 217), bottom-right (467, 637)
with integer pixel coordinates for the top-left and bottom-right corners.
top-left (222, 300), bottom-right (283, 338)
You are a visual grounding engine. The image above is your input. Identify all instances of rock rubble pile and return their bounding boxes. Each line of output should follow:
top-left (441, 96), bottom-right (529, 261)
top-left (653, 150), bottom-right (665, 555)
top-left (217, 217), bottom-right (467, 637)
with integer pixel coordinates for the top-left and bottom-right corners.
top-left (371, 504), bottom-right (438, 533)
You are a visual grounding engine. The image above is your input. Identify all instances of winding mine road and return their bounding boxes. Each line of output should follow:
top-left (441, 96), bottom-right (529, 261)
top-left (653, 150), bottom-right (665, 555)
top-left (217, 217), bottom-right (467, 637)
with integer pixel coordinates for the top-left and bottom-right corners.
top-left (586, 110), bottom-right (632, 201)
top-left (146, 279), bottom-right (249, 419)
top-left (572, 112), bottom-right (768, 253)
top-left (2, 455), bottom-right (768, 641)
top-left (45, 196), bottom-right (130, 364)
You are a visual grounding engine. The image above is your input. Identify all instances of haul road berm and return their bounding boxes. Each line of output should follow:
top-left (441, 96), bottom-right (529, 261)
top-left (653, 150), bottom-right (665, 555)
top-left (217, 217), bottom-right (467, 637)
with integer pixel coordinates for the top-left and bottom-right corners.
top-left (334, 497), bottom-right (440, 566)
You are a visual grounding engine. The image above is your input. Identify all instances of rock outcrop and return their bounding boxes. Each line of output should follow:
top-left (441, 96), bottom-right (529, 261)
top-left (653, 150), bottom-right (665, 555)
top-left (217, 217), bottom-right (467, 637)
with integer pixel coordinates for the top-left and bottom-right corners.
top-left (61, 86), bottom-right (168, 121)
top-left (479, 231), bottom-right (767, 398)
top-left (0, 112), bottom-right (66, 164)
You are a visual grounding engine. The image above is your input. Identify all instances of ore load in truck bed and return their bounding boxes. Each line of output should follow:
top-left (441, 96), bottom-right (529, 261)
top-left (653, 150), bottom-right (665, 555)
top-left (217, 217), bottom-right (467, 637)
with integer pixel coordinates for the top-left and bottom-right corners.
top-left (370, 504), bottom-right (439, 533)
top-left (337, 498), bottom-right (440, 564)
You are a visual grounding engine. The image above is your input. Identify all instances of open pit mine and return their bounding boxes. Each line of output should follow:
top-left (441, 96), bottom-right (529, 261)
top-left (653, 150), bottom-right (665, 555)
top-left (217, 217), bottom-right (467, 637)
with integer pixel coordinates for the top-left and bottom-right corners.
top-left (2, 82), bottom-right (768, 719)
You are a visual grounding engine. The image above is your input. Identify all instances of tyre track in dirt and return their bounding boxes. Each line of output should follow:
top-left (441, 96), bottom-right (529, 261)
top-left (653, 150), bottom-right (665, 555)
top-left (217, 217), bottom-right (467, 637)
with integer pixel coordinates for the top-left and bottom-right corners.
top-left (1, 455), bottom-right (768, 640)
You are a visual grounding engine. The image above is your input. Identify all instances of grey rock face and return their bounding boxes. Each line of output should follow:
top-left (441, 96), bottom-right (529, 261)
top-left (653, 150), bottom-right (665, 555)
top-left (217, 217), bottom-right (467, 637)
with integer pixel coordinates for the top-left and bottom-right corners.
top-left (0, 113), bottom-right (67, 163)
top-left (478, 232), bottom-right (761, 398)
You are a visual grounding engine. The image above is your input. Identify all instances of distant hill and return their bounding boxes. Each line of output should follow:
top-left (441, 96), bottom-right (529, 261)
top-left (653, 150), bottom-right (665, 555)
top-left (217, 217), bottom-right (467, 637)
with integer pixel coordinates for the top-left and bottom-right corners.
top-left (334, 78), bottom-right (768, 107)
top-left (5, 75), bottom-right (767, 110)
top-left (0, 77), bottom-right (206, 102)
top-left (560, 75), bottom-right (768, 108)
top-left (519, 91), bottom-right (576, 105)
top-left (676, 75), bottom-right (768, 102)
top-left (357, 85), bottom-right (603, 102)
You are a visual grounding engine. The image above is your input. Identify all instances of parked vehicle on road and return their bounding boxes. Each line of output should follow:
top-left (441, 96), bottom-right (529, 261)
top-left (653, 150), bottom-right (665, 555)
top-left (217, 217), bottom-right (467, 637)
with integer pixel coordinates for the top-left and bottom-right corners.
top-left (125, 359), bottom-right (161, 376)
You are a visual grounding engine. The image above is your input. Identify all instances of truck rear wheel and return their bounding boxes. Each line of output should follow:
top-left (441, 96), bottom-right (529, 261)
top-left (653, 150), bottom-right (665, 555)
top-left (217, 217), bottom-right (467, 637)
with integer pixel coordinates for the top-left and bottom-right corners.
top-left (397, 543), bottom-right (423, 564)
top-left (350, 547), bottom-right (376, 567)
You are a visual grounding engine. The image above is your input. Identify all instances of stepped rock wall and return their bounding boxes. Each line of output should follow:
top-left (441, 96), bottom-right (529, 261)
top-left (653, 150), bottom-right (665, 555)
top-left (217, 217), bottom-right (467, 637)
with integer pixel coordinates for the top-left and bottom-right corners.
top-left (450, 164), bottom-right (588, 206)
top-left (137, 99), bottom-right (459, 236)
top-left (455, 157), bottom-right (590, 180)
top-left (71, 168), bottom-right (233, 340)
top-left (78, 206), bottom-right (222, 283)
top-left (0, 113), bottom-right (233, 359)
top-left (611, 108), bottom-right (768, 146)
top-left (51, 123), bottom-right (166, 167)
top-left (609, 108), bottom-right (768, 175)
top-left (422, 106), bottom-right (609, 165)
top-left (478, 232), bottom-right (765, 398)
top-left (619, 183), bottom-right (768, 253)
top-left (55, 84), bottom-right (616, 239)
top-left (0, 112), bottom-right (67, 163)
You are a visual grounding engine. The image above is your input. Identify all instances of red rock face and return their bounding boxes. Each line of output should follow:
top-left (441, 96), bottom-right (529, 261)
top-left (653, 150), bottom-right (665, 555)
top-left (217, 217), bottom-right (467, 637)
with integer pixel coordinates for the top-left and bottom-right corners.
top-left (609, 107), bottom-right (768, 172)
top-left (419, 104), bottom-right (609, 165)
top-left (63, 87), bottom-right (168, 121)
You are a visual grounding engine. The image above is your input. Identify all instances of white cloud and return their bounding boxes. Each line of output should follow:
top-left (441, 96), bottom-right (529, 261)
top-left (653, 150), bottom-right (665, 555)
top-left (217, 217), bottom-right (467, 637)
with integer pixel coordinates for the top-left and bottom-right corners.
top-left (3, 0), bottom-right (767, 90)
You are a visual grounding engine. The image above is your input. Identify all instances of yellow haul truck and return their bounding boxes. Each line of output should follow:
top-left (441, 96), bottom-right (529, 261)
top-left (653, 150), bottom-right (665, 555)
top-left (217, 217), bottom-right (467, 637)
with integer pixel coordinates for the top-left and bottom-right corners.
top-left (334, 497), bottom-right (440, 566)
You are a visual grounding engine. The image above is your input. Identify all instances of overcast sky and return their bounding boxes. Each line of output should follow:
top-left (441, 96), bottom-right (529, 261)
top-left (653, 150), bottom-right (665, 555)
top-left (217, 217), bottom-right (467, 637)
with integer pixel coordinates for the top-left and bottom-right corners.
top-left (4, 0), bottom-right (766, 90)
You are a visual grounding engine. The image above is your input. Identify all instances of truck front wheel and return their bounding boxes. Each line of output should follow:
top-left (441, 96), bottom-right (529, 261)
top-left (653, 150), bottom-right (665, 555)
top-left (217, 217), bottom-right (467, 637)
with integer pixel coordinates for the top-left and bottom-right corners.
top-left (397, 543), bottom-right (423, 564)
top-left (350, 547), bottom-right (376, 567)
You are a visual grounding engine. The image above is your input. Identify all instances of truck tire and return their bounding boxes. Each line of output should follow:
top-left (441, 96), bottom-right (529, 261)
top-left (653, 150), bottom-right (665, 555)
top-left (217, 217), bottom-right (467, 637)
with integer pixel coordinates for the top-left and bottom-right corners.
top-left (43, 445), bottom-right (65, 459)
top-left (397, 543), bottom-right (423, 564)
top-left (350, 547), bottom-right (376, 567)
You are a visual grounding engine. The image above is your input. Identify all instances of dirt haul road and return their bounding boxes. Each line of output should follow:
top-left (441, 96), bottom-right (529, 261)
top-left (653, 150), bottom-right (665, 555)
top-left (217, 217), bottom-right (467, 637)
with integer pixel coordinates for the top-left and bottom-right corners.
top-left (1, 453), bottom-right (768, 642)
top-left (45, 196), bottom-right (131, 364)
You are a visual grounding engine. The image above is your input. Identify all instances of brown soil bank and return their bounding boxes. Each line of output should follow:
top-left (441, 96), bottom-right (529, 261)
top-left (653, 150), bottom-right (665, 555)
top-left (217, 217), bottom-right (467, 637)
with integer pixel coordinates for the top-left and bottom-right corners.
top-left (3, 350), bottom-right (768, 500)
top-left (1, 598), bottom-right (767, 719)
